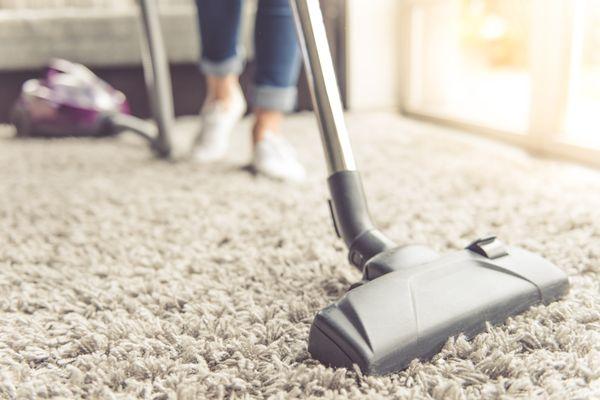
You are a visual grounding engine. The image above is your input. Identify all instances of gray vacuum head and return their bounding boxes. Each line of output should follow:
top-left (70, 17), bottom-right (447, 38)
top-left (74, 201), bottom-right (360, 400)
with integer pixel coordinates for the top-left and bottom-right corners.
top-left (289, 0), bottom-right (570, 376)
top-left (308, 238), bottom-right (569, 375)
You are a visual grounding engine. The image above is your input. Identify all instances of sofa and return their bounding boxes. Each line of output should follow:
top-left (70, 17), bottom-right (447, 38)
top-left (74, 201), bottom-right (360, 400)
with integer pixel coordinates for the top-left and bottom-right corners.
top-left (0, 0), bottom-right (259, 69)
top-left (0, 0), bottom-right (343, 121)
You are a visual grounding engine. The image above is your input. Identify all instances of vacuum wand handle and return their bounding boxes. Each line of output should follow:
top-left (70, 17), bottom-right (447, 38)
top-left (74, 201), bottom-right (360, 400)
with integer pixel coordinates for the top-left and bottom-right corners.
top-left (290, 0), bottom-right (356, 174)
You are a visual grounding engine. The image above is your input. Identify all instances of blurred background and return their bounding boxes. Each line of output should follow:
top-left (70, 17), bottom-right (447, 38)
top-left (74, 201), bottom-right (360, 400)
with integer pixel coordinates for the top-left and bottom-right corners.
top-left (0, 0), bottom-right (598, 167)
top-left (399, 0), bottom-right (600, 166)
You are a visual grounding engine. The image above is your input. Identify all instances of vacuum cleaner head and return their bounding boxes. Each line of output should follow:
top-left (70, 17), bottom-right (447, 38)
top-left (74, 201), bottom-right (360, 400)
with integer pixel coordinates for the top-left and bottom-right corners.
top-left (308, 237), bottom-right (569, 375)
top-left (11, 59), bottom-right (129, 138)
top-left (290, 0), bottom-right (570, 376)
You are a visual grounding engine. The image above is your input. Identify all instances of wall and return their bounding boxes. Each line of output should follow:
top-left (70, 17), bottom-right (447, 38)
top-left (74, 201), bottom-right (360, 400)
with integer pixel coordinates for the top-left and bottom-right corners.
top-left (345, 0), bottom-right (403, 111)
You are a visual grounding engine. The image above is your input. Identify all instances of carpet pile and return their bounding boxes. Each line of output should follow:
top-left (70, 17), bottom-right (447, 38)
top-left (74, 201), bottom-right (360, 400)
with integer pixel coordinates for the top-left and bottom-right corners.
top-left (0, 114), bottom-right (598, 399)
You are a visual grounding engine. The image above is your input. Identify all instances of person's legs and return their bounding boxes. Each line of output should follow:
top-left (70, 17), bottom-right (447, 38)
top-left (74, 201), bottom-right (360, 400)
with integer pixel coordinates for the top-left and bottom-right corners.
top-left (194, 0), bottom-right (246, 162)
top-left (251, 0), bottom-right (305, 181)
top-left (196, 0), bottom-right (244, 103)
top-left (252, 0), bottom-right (302, 141)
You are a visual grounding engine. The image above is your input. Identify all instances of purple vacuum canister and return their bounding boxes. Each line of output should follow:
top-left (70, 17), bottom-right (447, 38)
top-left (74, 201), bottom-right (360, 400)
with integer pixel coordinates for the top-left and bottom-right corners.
top-left (11, 59), bottom-right (130, 137)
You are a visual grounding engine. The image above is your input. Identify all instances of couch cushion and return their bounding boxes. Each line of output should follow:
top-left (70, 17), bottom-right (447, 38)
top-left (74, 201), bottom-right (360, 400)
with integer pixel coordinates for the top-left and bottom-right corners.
top-left (0, 0), bottom-right (190, 8)
top-left (0, 0), bottom-right (256, 71)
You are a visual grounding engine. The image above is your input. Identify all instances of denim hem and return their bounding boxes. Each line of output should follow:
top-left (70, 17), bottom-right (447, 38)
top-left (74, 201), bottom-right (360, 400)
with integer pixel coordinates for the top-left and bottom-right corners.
top-left (200, 52), bottom-right (245, 76)
top-left (252, 85), bottom-right (297, 112)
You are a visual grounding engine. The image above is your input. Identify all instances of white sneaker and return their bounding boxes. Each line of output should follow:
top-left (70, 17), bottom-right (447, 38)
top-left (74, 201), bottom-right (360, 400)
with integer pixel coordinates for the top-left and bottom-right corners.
top-left (253, 132), bottom-right (306, 182)
top-left (193, 86), bottom-right (246, 162)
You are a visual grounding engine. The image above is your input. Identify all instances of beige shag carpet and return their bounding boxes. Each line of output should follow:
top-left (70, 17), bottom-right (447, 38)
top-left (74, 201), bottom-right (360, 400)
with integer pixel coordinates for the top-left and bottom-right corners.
top-left (0, 113), bottom-right (598, 399)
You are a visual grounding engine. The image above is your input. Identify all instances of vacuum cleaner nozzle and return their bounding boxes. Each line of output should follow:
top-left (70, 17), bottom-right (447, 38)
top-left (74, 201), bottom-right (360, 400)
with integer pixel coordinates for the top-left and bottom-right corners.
top-left (308, 240), bottom-right (569, 375)
top-left (290, 0), bottom-right (569, 376)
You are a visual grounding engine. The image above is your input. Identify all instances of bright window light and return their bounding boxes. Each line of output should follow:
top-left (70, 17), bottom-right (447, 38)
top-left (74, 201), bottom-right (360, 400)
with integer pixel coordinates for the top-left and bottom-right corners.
top-left (407, 0), bottom-right (532, 133)
top-left (564, 0), bottom-right (600, 149)
top-left (403, 0), bottom-right (600, 165)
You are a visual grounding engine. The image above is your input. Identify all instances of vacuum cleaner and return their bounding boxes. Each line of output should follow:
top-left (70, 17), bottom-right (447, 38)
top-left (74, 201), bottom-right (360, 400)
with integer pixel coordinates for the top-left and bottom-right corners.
top-left (290, 0), bottom-right (570, 375)
top-left (10, 0), bottom-right (174, 158)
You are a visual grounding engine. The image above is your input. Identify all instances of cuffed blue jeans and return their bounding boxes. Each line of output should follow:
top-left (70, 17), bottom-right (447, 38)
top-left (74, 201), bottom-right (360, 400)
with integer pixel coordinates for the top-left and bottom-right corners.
top-left (195, 0), bottom-right (302, 112)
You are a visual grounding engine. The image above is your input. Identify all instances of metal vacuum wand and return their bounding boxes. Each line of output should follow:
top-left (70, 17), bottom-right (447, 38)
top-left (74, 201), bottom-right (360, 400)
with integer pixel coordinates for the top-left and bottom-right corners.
top-left (291, 0), bottom-right (394, 268)
top-left (290, 0), bottom-right (356, 174)
top-left (138, 0), bottom-right (174, 157)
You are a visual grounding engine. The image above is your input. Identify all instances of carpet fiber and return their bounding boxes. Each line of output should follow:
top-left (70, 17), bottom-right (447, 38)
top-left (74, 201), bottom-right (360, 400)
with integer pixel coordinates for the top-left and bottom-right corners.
top-left (0, 114), bottom-right (598, 399)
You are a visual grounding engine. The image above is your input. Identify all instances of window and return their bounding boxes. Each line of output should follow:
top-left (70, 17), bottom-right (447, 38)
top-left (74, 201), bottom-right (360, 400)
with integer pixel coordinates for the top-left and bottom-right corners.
top-left (401, 0), bottom-right (600, 166)
top-left (564, 0), bottom-right (600, 149)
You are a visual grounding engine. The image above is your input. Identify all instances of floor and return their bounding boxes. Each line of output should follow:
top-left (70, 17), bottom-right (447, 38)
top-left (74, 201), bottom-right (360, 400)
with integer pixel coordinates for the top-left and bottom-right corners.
top-left (0, 113), bottom-right (598, 399)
